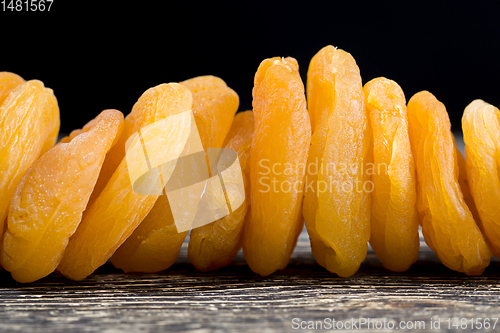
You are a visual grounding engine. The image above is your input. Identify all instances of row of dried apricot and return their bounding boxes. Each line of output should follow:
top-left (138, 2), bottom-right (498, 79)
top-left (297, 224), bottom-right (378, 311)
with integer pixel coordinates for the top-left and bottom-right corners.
top-left (304, 46), bottom-right (495, 277)
top-left (0, 44), bottom-right (498, 283)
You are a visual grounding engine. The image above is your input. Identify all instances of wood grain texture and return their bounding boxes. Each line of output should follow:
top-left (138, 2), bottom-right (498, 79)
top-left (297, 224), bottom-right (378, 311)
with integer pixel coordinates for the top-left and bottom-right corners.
top-left (1, 133), bottom-right (498, 333)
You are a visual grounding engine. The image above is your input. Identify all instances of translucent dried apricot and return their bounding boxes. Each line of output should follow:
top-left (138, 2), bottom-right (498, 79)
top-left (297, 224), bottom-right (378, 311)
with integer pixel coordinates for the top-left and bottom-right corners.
top-left (182, 76), bottom-right (239, 148)
top-left (306, 46), bottom-right (336, 134)
top-left (57, 83), bottom-right (193, 280)
top-left (188, 111), bottom-right (254, 271)
top-left (456, 147), bottom-right (481, 224)
top-left (112, 76), bottom-right (239, 273)
top-left (243, 57), bottom-right (311, 276)
top-left (462, 100), bottom-right (500, 257)
top-left (0, 72), bottom-right (25, 106)
top-left (303, 46), bottom-right (371, 277)
top-left (407, 91), bottom-right (491, 275)
top-left (1, 110), bottom-right (123, 283)
top-left (110, 195), bottom-right (184, 273)
top-left (363, 77), bottom-right (419, 272)
top-left (0, 80), bottom-right (60, 253)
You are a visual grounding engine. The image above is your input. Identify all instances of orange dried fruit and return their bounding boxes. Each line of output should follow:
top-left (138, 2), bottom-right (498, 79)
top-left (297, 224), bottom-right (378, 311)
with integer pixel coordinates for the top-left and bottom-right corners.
top-left (57, 83), bottom-right (193, 280)
top-left (112, 76), bottom-right (239, 273)
top-left (243, 57), bottom-right (311, 276)
top-left (0, 72), bottom-right (25, 106)
top-left (182, 75), bottom-right (239, 148)
top-left (0, 80), bottom-right (60, 251)
top-left (90, 76), bottom-right (238, 208)
top-left (303, 46), bottom-right (371, 277)
top-left (306, 46), bottom-right (336, 134)
top-left (462, 99), bottom-right (500, 257)
top-left (1, 110), bottom-right (123, 283)
top-left (110, 195), bottom-right (185, 273)
top-left (188, 111), bottom-right (254, 271)
top-left (407, 91), bottom-right (491, 275)
top-left (363, 77), bottom-right (419, 272)
top-left (456, 146), bottom-right (481, 224)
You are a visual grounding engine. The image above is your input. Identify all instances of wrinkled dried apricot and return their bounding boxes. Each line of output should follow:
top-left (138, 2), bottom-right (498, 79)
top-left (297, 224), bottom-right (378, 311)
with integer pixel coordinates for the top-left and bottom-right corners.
top-left (407, 91), bottom-right (491, 275)
top-left (182, 76), bottom-right (239, 148)
top-left (456, 147), bottom-right (482, 224)
top-left (1, 110), bottom-right (123, 283)
top-left (243, 57), bottom-right (311, 276)
top-left (306, 47), bottom-right (336, 134)
top-left (0, 80), bottom-right (60, 253)
top-left (0, 72), bottom-right (25, 106)
top-left (57, 83), bottom-right (193, 280)
top-left (363, 77), bottom-right (419, 272)
top-left (112, 76), bottom-right (239, 273)
top-left (188, 110), bottom-right (254, 271)
top-left (303, 46), bottom-right (371, 277)
top-left (93, 76), bottom-right (239, 207)
top-left (462, 99), bottom-right (500, 257)
top-left (110, 195), bottom-right (185, 273)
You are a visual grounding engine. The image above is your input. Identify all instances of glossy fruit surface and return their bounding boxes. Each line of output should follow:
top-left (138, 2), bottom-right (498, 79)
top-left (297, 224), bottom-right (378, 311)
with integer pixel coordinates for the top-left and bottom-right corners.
top-left (57, 83), bottom-right (193, 280)
top-left (112, 76), bottom-right (239, 273)
top-left (303, 46), bottom-right (371, 277)
top-left (0, 72), bottom-right (25, 106)
top-left (0, 80), bottom-right (60, 255)
top-left (407, 91), bottom-right (491, 275)
top-left (2, 110), bottom-right (123, 282)
top-left (462, 99), bottom-right (500, 257)
top-left (243, 57), bottom-right (311, 276)
top-left (188, 111), bottom-right (254, 271)
top-left (364, 77), bottom-right (419, 272)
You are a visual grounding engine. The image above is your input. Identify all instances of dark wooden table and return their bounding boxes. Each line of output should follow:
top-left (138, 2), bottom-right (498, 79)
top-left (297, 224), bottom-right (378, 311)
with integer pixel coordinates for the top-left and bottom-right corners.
top-left (2, 134), bottom-right (499, 332)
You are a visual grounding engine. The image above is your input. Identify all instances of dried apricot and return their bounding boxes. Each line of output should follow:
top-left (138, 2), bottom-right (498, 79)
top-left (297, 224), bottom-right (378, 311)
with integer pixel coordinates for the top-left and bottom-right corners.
top-left (243, 57), bottom-right (311, 276)
top-left (57, 83), bottom-right (193, 280)
top-left (306, 46), bottom-right (336, 134)
top-left (188, 111), bottom-right (254, 271)
top-left (303, 46), bottom-right (371, 277)
top-left (363, 77), bottom-right (419, 272)
top-left (456, 147), bottom-right (481, 224)
top-left (407, 91), bottom-right (491, 275)
top-left (110, 195), bottom-right (185, 273)
top-left (112, 76), bottom-right (239, 273)
top-left (1, 110), bottom-right (123, 283)
top-left (0, 80), bottom-right (60, 252)
top-left (182, 76), bottom-right (239, 148)
top-left (0, 72), bottom-right (25, 106)
top-left (462, 99), bottom-right (500, 257)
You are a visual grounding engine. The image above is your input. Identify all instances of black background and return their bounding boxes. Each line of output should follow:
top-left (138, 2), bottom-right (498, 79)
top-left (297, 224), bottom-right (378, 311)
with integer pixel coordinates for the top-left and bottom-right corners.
top-left (1, 1), bottom-right (499, 133)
